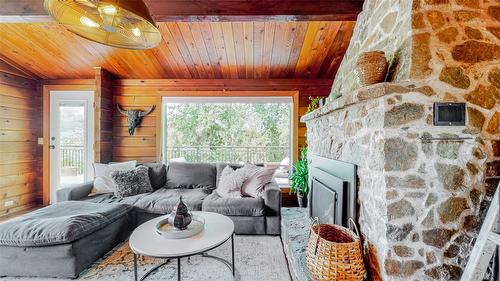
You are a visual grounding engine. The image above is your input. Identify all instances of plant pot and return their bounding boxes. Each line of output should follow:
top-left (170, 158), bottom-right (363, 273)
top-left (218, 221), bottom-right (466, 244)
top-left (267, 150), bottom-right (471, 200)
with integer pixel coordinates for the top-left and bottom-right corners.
top-left (297, 192), bottom-right (308, 208)
top-left (355, 51), bottom-right (388, 86)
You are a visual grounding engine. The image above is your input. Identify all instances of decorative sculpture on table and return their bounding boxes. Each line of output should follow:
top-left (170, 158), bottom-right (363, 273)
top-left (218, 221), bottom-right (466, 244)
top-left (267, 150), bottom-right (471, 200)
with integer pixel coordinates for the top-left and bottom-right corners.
top-left (156, 196), bottom-right (203, 238)
top-left (116, 104), bottom-right (155, 135)
top-left (170, 196), bottom-right (192, 230)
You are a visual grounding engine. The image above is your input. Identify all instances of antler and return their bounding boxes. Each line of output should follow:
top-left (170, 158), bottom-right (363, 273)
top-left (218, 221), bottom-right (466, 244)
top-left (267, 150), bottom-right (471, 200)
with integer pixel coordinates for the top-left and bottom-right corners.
top-left (116, 104), bottom-right (128, 116)
top-left (139, 105), bottom-right (155, 117)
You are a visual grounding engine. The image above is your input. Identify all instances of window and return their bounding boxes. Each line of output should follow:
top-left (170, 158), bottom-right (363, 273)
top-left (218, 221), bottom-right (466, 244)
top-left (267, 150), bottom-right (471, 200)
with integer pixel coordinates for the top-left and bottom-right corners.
top-left (162, 96), bottom-right (293, 184)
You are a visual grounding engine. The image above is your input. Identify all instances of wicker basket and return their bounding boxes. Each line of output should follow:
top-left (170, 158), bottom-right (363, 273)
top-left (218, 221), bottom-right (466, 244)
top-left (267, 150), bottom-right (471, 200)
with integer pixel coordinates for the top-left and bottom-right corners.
top-left (306, 218), bottom-right (365, 281)
top-left (355, 51), bottom-right (388, 86)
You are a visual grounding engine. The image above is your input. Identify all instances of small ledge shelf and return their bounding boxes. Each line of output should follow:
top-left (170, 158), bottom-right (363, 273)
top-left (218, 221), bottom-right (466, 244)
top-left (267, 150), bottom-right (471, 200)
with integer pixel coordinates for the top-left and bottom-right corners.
top-left (300, 82), bottom-right (434, 122)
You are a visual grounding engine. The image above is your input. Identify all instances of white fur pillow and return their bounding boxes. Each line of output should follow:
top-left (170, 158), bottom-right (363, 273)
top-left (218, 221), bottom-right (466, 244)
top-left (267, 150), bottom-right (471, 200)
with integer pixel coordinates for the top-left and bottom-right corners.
top-left (216, 166), bottom-right (248, 198)
top-left (92, 161), bottom-right (137, 194)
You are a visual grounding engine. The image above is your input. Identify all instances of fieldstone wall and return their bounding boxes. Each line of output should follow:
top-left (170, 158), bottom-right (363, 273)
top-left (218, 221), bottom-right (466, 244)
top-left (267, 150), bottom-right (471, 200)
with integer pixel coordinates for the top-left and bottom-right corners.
top-left (303, 82), bottom-right (495, 280)
top-left (330, 0), bottom-right (414, 96)
top-left (409, 0), bottom-right (500, 211)
top-left (304, 1), bottom-right (499, 280)
top-left (332, 0), bottom-right (500, 100)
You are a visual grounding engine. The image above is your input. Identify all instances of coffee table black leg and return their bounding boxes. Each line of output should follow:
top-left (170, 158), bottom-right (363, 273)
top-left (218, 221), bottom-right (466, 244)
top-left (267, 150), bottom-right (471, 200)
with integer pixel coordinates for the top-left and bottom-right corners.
top-left (231, 234), bottom-right (235, 276)
top-left (177, 258), bottom-right (181, 281)
top-left (134, 253), bottom-right (138, 281)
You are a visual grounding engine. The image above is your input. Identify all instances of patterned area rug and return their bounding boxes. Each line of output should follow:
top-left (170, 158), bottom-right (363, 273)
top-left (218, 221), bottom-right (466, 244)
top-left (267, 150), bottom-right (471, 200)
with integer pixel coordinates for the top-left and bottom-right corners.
top-left (1, 236), bottom-right (291, 281)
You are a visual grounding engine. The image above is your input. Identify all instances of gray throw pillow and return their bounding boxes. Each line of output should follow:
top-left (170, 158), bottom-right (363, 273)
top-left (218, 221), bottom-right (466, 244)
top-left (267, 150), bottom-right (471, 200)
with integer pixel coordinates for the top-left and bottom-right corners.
top-left (142, 163), bottom-right (167, 190)
top-left (111, 166), bottom-right (153, 198)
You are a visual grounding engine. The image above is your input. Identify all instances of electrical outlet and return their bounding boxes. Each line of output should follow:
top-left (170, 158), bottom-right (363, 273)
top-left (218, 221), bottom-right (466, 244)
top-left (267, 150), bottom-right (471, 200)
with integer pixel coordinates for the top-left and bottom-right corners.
top-left (4, 200), bottom-right (15, 207)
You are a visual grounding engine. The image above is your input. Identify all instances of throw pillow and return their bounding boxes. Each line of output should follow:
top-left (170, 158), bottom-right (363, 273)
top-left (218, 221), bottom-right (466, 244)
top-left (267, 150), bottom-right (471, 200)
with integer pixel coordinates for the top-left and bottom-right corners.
top-left (142, 163), bottom-right (167, 190)
top-left (111, 166), bottom-right (153, 198)
top-left (92, 160), bottom-right (137, 194)
top-left (241, 164), bottom-right (276, 198)
top-left (215, 166), bottom-right (247, 198)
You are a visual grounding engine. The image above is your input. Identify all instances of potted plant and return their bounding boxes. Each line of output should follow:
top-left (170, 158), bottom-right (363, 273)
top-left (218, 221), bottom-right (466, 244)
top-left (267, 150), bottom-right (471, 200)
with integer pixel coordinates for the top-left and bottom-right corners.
top-left (290, 147), bottom-right (309, 208)
top-left (306, 96), bottom-right (322, 114)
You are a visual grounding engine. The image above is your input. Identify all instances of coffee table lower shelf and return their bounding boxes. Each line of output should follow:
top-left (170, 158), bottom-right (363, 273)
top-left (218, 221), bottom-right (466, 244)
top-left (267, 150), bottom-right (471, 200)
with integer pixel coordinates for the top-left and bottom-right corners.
top-left (133, 233), bottom-right (235, 281)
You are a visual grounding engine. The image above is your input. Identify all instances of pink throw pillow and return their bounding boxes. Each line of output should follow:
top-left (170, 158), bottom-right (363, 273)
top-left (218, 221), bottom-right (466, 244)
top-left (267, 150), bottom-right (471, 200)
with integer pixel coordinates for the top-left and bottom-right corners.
top-left (241, 165), bottom-right (276, 198)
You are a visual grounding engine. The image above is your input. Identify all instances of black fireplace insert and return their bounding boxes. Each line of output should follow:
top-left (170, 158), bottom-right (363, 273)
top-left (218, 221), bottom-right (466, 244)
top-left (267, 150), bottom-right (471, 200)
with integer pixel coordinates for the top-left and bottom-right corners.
top-left (308, 155), bottom-right (357, 228)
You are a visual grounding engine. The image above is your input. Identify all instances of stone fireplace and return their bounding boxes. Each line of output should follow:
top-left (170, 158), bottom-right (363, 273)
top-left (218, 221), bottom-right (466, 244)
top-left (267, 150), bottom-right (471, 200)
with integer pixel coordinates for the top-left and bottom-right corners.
top-left (302, 0), bottom-right (499, 280)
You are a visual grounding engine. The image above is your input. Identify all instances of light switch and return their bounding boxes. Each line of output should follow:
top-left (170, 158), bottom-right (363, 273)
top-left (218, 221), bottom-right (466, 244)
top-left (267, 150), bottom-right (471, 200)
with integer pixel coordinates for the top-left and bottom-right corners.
top-left (37, 137), bottom-right (44, 145)
top-left (4, 200), bottom-right (14, 207)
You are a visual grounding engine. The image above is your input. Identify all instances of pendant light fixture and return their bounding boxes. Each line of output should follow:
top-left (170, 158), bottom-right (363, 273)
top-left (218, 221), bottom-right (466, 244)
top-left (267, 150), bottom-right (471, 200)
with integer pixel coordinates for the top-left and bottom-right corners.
top-left (44, 0), bottom-right (161, 50)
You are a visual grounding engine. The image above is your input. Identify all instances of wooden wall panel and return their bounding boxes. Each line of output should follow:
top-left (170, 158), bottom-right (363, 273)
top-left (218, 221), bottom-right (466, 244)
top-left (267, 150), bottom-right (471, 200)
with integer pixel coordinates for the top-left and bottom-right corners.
top-left (113, 87), bottom-right (159, 163)
top-left (112, 79), bottom-right (332, 164)
top-left (0, 71), bottom-right (42, 216)
top-left (94, 67), bottom-right (114, 163)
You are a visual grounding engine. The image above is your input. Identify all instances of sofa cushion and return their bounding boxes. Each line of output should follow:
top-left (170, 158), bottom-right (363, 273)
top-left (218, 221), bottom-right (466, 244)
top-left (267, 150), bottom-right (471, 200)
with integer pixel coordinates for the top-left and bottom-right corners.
top-left (202, 192), bottom-right (265, 216)
top-left (0, 201), bottom-right (131, 247)
top-left (166, 162), bottom-right (216, 191)
top-left (133, 188), bottom-right (208, 214)
top-left (82, 192), bottom-right (148, 205)
top-left (142, 163), bottom-right (167, 190)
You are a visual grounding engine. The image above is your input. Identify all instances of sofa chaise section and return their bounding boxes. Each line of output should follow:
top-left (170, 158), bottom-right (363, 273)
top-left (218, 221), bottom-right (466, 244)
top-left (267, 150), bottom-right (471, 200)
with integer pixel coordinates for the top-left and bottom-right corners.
top-left (0, 201), bottom-right (132, 278)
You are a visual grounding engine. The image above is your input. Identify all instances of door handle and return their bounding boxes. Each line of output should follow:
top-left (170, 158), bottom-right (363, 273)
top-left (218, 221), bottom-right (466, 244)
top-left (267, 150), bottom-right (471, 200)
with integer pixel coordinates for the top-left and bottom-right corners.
top-left (49, 145), bottom-right (55, 149)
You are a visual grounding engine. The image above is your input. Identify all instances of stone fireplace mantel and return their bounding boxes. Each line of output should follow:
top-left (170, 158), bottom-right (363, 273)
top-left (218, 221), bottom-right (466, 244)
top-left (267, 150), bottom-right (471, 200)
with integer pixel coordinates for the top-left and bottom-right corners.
top-left (301, 82), bottom-right (436, 123)
top-left (302, 82), bottom-right (494, 280)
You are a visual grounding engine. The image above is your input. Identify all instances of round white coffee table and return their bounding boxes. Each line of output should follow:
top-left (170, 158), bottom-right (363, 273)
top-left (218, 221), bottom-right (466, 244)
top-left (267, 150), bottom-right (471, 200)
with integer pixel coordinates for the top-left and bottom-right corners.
top-left (129, 211), bottom-right (235, 281)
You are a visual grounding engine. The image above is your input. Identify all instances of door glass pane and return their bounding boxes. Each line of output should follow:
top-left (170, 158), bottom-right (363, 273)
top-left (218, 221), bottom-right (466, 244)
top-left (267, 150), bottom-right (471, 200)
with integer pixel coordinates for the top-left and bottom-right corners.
top-left (59, 101), bottom-right (86, 187)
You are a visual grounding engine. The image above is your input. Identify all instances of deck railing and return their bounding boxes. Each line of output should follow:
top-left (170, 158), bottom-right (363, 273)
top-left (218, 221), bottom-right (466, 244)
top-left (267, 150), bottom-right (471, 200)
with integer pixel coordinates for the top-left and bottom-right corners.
top-left (61, 145), bottom-right (85, 174)
top-left (165, 146), bottom-right (289, 164)
top-left (60, 145), bottom-right (289, 174)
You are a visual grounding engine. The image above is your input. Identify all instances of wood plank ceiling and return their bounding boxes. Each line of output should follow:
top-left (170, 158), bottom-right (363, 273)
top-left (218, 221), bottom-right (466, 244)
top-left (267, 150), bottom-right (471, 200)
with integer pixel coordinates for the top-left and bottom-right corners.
top-left (0, 21), bottom-right (355, 79)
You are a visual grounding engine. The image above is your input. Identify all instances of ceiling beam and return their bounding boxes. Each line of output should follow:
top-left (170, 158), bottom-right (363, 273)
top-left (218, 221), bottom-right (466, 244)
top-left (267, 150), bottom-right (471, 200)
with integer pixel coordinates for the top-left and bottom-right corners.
top-left (0, 0), bottom-right (363, 23)
top-left (0, 0), bottom-right (52, 22)
top-left (144, 0), bottom-right (364, 22)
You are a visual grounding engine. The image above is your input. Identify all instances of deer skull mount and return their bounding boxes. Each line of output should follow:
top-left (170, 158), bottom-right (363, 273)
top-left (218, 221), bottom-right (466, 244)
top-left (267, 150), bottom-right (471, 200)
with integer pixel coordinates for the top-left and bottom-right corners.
top-left (116, 105), bottom-right (155, 135)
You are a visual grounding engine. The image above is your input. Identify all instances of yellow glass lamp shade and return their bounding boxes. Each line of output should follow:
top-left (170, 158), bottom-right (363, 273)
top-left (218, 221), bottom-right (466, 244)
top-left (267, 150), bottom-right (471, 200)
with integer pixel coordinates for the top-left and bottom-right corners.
top-left (44, 0), bottom-right (161, 50)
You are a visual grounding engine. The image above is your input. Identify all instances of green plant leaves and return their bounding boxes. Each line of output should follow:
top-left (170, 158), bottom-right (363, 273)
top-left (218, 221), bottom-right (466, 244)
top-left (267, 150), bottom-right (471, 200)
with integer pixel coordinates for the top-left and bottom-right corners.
top-left (289, 147), bottom-right (309, 195)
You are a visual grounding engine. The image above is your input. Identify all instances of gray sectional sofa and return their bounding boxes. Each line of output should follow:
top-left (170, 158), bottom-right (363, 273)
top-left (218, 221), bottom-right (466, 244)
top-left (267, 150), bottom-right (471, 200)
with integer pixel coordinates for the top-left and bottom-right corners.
top-left (0, 162), bottom-right (281, 278)
top-left (60, 162), bottom-right (282, 235)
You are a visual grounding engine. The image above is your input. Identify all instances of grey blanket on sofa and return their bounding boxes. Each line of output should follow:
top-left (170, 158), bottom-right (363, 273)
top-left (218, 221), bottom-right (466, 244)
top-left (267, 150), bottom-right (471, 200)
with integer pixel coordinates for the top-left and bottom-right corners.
top-left (0, 201), bottom-right (131, 247)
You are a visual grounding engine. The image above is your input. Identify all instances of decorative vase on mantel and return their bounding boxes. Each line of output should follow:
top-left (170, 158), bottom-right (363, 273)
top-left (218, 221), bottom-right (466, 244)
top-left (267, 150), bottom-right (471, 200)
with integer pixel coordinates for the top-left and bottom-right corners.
top-left (355, 51), bottom-right (388, 87)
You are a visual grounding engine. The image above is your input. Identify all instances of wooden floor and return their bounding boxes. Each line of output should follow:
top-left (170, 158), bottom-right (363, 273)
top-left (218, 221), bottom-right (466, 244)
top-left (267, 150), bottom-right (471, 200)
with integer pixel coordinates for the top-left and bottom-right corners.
top-left (0, 205), bottom-right (42, 223)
